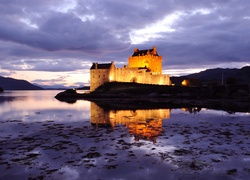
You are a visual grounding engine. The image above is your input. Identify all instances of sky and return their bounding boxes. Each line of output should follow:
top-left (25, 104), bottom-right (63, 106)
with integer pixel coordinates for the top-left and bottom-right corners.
top-left (0, 0), bottom-right (249, 88)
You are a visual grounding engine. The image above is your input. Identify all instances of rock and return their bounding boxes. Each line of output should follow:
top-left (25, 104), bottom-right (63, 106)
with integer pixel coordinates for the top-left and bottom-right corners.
top-left (227, 168), bottom-right (237, 175)
top-left (54, 89), bottom-right (79, 103)
top-left (55, 89), bottom-right (77, 98)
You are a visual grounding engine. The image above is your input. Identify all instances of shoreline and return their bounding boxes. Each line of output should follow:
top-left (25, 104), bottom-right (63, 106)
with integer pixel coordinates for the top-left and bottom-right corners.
top-left (55, 87), bottom-right (250, 113)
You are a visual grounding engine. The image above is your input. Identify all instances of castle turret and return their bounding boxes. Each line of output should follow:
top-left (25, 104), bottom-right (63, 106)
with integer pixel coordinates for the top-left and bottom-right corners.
top-left (134, 48), bottom-right (139, 53)
top-left (153, 46), bottom-right (157, 55)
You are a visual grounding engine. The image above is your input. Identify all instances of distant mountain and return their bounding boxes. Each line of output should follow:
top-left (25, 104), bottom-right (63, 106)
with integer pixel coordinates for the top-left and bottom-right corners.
top-left (36, 84), bottom-right (89, 90)
top-left (35, 84), bottom-right (71, 90)
top-left (171, 66), bottom-right (250, 86)
top-left (0, 76), bottom-right (43, 90)
top-left (34, 84), bottom-right (90, 90)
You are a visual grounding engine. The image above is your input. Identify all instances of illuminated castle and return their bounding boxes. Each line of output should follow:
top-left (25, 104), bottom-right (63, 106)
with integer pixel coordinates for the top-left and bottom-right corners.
top-left (90, 46), bottom-right (170, 91)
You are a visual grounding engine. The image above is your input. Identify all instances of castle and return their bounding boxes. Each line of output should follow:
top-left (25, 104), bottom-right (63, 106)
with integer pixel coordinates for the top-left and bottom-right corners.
top-left (90, 46), bottom-right (170, 91)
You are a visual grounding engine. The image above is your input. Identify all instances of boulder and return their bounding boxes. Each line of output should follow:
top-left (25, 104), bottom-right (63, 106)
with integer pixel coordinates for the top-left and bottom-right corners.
top-left (55, 89), bottom-right (77, 99)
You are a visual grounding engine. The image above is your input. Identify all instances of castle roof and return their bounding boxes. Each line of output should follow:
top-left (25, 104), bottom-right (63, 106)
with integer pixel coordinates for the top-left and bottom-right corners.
top-left (132, 49), bottom-right (159, 57)
top-left (90, 63), bottom-right (112, 69)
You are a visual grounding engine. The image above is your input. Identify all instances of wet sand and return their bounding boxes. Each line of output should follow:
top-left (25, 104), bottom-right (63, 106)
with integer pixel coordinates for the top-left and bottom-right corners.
top-left (0, 109), bottom-right (249, 180)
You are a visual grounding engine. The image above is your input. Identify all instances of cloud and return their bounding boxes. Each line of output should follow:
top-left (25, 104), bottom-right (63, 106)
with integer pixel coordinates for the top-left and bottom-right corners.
top-left (0, 12), bottom-right (129, 53)
top-left (0, 0), bottom-right (249, 83)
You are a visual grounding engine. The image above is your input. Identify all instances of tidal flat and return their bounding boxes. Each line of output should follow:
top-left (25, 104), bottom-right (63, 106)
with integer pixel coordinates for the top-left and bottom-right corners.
top-left (0, 90), bottom-right (249, 180)
top-left (0, 110), bottom-right (249, 180)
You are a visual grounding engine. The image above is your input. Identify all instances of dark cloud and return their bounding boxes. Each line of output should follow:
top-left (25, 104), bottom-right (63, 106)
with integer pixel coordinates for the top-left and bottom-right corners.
top-left (0, 0), bottom-right (249, 79)
top-left (0, 12), bottom-right (129, 52)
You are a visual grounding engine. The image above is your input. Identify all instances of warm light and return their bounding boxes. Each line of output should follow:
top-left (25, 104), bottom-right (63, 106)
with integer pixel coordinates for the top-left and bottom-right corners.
top-left (90, 103), bottom-right (171, 142)
top-left (182, 80), bottom-right (189, 86)
top-left (182, 108), bottom-right (188, 112)
top-left (109, 75), bottom-right (114, 81)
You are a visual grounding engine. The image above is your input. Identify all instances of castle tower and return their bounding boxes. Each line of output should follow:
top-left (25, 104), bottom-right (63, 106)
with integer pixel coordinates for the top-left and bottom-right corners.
top-left (90, 62), bottom-right (116, 91)
top-left (128, 46), bottom-right (162, 74)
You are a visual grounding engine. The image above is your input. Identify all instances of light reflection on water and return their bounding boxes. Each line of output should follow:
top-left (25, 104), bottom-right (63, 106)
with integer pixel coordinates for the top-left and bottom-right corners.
top-left (0, 90), bottom-right (249, 133)
top-left (90, 102), bottom-right (172, 143)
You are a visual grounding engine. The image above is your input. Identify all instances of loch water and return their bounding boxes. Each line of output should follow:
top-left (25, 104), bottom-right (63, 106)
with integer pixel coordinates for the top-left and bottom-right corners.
top-left (0, 90), bottom-right (249, 180)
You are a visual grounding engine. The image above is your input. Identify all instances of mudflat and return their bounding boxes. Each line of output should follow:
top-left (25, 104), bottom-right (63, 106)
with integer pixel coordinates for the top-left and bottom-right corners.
top-left (0, 109), bottom-right (249, 180)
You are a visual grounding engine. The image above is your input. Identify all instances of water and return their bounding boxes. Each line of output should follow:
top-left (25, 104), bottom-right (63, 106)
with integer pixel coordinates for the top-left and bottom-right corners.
top-left (0, 90), bottom-right (249, 180)
top-left (0, 90), bottom-right (90, 122)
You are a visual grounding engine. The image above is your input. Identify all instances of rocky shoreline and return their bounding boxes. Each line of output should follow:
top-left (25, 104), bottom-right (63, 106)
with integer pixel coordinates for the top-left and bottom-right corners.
top-left (1, 110), bottom-right (249, 179)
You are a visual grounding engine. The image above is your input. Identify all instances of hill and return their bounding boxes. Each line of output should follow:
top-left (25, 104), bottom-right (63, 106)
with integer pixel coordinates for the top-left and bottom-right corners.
top-left (171, 66), bottom-right (250, 86)
top-left (0, 76), bottom-right (43, 90)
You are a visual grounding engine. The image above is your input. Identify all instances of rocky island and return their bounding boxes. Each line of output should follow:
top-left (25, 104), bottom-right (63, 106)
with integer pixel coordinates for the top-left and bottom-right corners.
top-left (55, 82), bottom-right (250, 113)
top-left (55, 47), bottom-right (250, 113)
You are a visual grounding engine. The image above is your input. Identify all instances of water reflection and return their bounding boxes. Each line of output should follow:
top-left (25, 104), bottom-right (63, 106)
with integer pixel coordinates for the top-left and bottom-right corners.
top-left (0, 96), bottom-right (26, 103)
top-left (182, 107), bottom-right (202, 114)
top-left (90, 102), bottom-right (170, 143)
top-left (0, 90), bottom-right (90, 122)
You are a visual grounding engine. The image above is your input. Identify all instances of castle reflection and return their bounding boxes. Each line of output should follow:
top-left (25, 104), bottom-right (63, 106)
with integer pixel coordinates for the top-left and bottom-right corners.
top-left (90, 102), bottom-right (171, 143)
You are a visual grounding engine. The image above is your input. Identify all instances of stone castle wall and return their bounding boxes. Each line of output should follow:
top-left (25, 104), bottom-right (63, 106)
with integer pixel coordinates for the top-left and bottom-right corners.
top-left (113, 67), bottom-right (170, 85)
top-left (90, 46), bottom-right (170, 91)
top-left (90, 69), bottom-right (109, 91)
top-left (128, 55), bottom-right (162, 74)
top-left (90, 65), bottom-right (170, 91)
top-left (90, 62), bottom-right (115, 91)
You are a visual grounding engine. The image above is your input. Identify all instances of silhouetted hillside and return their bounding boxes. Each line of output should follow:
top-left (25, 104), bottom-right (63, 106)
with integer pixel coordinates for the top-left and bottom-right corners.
top-left (171, 66), bottom-right (250, 86)
top-left (0, 76), bottom-right (43, 90)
